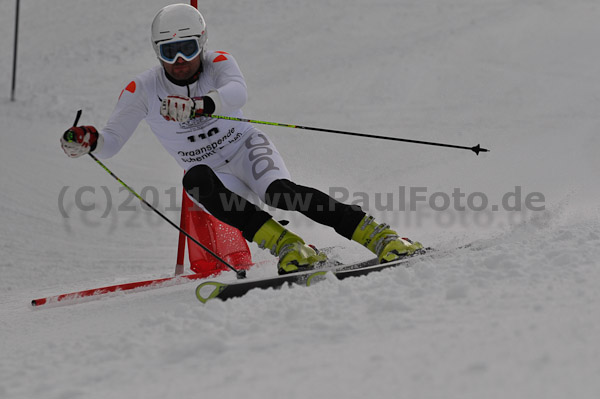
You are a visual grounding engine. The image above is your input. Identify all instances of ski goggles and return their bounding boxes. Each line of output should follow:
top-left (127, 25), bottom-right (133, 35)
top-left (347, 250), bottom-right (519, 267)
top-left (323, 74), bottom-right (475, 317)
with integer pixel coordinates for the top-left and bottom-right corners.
top-left (157, 38), bottom-right (202, 64)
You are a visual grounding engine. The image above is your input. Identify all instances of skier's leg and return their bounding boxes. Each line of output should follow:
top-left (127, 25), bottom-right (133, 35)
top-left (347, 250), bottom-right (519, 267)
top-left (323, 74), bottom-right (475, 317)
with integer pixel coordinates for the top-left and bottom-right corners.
top-left (265, 179), bottom-right (424, 262)
top-left (183, 164), bottom-right (325, 274)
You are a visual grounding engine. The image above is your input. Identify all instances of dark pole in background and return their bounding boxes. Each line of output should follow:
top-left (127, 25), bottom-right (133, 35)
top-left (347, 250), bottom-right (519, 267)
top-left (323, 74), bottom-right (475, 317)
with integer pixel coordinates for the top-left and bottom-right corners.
top-left (11, 0), bottom-right (20, 102)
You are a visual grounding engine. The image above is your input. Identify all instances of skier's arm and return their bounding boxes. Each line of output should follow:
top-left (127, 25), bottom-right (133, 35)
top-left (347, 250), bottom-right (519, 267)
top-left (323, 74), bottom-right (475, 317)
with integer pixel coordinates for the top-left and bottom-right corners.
top-left (95, 80), bottom-right (148, 159)
top-left (204, 53), bottom-right (248, 115)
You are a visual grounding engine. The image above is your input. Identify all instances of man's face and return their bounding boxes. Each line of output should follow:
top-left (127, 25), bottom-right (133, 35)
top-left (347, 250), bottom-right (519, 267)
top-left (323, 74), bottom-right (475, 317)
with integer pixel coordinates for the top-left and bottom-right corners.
top-left (162, 54), bottom-right (201, 81)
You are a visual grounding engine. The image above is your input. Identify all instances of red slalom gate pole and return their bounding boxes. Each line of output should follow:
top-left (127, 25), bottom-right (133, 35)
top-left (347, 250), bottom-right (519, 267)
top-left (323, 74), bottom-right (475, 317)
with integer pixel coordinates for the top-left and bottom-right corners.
top-left (31, 273), bottom-right (209, 308)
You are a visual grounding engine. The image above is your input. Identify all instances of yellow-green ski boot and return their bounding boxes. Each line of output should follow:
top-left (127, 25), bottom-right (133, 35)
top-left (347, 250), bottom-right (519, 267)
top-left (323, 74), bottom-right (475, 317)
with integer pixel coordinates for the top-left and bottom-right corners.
top-left (253, 219), bottom-right (327, 274)
top-left (352, 215), bottom-right (424, 263)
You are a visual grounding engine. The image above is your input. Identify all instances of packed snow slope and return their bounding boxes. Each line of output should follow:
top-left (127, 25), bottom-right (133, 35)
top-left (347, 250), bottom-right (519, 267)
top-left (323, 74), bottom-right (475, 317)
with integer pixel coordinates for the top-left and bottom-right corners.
top-left (1, 0), bottom-right (600, 398)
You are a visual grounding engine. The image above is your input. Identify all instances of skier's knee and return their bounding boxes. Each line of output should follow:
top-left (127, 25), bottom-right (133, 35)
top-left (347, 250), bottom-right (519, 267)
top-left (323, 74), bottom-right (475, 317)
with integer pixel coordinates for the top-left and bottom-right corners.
top-left (183, 164), bottom-right (217, 198)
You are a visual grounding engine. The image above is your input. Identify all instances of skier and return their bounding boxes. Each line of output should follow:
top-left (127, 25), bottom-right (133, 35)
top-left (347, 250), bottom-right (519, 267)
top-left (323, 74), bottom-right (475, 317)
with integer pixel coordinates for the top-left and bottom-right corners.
top-left (60, 3), bottom-right (423, 274)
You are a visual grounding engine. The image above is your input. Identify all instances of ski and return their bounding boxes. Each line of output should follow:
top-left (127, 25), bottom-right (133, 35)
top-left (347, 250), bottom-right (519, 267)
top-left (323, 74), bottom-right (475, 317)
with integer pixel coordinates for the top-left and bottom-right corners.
top-left (31, 272), bottom-right (214, 308)
top-left (30, 246), bottom-right (346, 308)
top-left (195, 255), bottom-right (419, 303)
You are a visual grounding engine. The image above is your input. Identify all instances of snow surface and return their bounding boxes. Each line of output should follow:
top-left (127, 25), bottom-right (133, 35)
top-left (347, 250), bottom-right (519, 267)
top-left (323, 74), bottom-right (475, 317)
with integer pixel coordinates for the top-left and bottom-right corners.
top-left (1, 0), bottom-right (600, 398)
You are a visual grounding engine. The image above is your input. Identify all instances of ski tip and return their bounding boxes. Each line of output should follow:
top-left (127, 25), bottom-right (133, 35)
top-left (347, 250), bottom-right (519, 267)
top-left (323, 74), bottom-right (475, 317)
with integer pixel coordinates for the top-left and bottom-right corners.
top-left (196, 281), bottom-right (228, 303)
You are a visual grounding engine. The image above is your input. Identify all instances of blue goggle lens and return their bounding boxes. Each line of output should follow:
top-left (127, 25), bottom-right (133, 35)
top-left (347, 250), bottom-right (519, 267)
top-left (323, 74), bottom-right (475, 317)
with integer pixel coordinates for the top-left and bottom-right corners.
top-left (159, 39), bottom-right (200, 62)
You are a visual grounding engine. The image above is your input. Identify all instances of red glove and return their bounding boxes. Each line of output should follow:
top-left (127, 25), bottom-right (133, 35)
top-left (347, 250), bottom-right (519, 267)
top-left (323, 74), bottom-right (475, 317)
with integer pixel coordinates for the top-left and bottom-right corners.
top-left (60, 126), bottom-right (99, 158)
top-left (160, 95), bottom-right (197, 122)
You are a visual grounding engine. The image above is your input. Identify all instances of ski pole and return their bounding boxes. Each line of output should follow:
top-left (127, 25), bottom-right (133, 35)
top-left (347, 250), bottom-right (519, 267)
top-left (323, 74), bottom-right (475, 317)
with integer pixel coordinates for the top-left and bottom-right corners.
top-left (197, 113), bottom-right (490, 155)
top-left (70, 111), bottom-right (247, 279)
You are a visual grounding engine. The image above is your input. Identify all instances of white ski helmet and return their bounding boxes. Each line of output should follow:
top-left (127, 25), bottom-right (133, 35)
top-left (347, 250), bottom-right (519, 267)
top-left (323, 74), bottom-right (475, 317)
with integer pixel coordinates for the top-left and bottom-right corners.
top-left (151, 4), bottom-right (207, 63)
